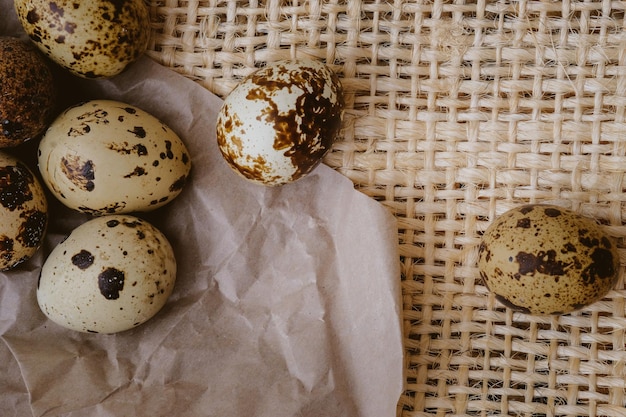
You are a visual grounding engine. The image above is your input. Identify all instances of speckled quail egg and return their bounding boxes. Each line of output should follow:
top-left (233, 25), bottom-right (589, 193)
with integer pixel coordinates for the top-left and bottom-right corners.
top-left (14, 0), bottom-right (149, 78)
top-left (37, 214), bottom-right (176, 333)
top-left (38, 99), bottom-right (191, 215)
top-left (478, 204), bottom-right (620, 315)
top-left (0, 36), bottom-right (57, 148)
top-left (0, 151), bottom-right (48, 271)
top-left (216, 59), bottom-right (344, 186)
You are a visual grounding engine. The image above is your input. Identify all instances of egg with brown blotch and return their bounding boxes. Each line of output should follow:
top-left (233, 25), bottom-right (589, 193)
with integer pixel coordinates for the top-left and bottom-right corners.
top-left (38, 100), bottom-right (191, 215)
top-left (14, 0), bottom-right (149, 78)
top-left (0, 36), bottom-right (57, 148)
top-left (37, 214), bottom-right (176, 333)
top-left (216, 59), bottom-right (345, 186)
top-left (478, 204), bottom-right (620, 315)
top-left (0, 151), bottom-right (48, 271)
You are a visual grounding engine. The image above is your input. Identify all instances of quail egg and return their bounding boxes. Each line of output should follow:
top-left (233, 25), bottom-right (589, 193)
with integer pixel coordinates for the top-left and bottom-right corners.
top-left (216, 59), bottom-right (344, 186)
top-left (37, 214), bottom-right (176, 333)
top-left (0, 151), bottom-right (48, 271)
top-left (38, 99), bottom-right (191, 215)
top-left (0, 36), bottom-right (57, 148)
top-left (14, 0), bottom-right (149, 78)
top-left (478, 204), bottom-right (620, 315)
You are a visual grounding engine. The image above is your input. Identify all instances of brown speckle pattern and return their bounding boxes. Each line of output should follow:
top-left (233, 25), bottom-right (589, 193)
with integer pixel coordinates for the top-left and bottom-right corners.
top-left (38, 100), bottom-right (191, 215)
top-left (478, 204), bottom-right (620, 315)
top-left (217, 59), bottom-right (344, 186)
top-left (60, 155), bottom-right (95, 191)
top-left (0, 152), bottom-right (48, 271)
top-left (15, 0), bottom-right (149, 78)
top-left (0, 36), bottom-right (56, 147)
top-left (37, 215), bottom-right (176, 334)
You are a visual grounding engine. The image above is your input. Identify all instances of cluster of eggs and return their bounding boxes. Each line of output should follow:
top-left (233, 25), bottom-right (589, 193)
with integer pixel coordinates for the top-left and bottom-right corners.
top-left (35, 99), bottom-right (189, 334)
top-left (2, 1), bottom-right (622, 334)
top-left (1, 0), bottom-right (188, 334)
top-left (1, 0), bottom-right (348, 333)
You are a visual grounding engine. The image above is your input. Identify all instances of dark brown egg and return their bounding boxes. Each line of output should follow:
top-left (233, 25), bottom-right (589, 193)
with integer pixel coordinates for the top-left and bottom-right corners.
top-left (0, 36), bottom-right (56, 147)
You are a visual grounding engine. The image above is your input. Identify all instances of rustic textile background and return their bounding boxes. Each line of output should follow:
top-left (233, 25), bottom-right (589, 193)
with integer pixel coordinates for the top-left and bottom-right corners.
top-left (145, 1), bottom-right (626, 416)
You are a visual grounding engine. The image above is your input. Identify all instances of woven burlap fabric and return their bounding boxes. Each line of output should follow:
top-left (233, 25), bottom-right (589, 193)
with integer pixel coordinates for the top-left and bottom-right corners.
top-left (145, 1), bottom-right (626, 416)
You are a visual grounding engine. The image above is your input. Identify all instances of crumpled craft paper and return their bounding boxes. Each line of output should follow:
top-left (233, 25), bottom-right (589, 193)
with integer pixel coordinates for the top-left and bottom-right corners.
top-left (0, 6), bottom-right (403, 417)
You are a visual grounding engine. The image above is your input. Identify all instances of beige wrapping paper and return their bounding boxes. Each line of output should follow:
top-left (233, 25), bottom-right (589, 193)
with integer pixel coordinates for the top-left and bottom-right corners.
top-left (0, 5), bottom-right (403, 416)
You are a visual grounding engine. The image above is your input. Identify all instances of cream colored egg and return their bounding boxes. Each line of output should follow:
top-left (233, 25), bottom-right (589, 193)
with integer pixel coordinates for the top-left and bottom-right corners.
top-left (216, 59), bottom-right (344, 186)
top-left (14, 0), bottom-right (149, 78)
top-left (37, 215), bottom-right (176, 333)
top-left (478, 204), bottom-right (620, 315)
top-left (0, 151), bottom-right (48, 270)
top-left (38, 99), bottom-right (191, 215)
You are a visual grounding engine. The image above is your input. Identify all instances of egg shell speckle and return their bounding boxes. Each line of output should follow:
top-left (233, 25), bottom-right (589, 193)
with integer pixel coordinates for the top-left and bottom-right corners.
top-left (14, 0), bottom-right (149, 78)
top-left (478, 204), bottom-right (620, 315)
top-left (0, 36), bottom-right (56, 147)
top-left (0, 151), bottom-right (48, 270)
top-left (37, 214), bottom-right (176, 333)
top-left (216, 59), bottom-right (344, 186)
top-left (38, 99), bottom-right (191, 215)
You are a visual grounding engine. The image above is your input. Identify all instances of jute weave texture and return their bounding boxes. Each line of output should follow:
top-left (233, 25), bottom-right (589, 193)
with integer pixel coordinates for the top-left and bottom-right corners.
top-left (146, 1), bottom-right (626, 416)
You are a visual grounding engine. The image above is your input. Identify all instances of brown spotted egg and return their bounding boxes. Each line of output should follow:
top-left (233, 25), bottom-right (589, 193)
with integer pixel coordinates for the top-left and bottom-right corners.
top-left (0, 36), bottom-right (57, 148)
top-left (14, 0), bottom-right (149, 78)
top-left (478, 204), bottom-right (620, 315)
top-left (0, 151), bottom-right (48, 270)
top-left (38, 99), bottom-right (191, 215)
top-left (216, 59), bottom-right (344, 186)
top-left (37, 214), bottom-right (176, 333)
